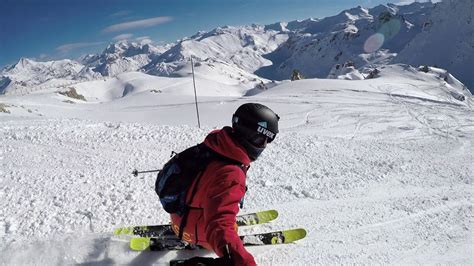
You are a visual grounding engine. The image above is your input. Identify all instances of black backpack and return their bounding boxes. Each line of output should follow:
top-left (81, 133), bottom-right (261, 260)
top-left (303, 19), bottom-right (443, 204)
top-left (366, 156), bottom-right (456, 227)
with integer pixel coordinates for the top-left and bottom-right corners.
top-left (155, 142), bottom-right (246, 239)
top-left (155, 142), bottom-right (246, 214)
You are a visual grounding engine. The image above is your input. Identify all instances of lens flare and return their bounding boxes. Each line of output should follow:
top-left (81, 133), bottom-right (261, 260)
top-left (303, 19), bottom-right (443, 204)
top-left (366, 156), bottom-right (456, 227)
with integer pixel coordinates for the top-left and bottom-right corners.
top-left (364, 33), bottom-right (385, 53)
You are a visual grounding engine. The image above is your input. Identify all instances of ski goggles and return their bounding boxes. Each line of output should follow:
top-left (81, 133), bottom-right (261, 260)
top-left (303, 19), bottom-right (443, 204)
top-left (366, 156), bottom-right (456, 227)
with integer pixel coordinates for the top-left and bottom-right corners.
top-left (249, 133), bottom-right (271, 147)
top-left (247, 124), bottom-right (277, 146)
top-left (233, 116), bottom-right (278, 145)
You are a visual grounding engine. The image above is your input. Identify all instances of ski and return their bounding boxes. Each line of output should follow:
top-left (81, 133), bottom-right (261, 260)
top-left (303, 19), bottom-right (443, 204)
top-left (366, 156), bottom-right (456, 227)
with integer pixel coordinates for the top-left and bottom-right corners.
top-left (114, 209), bottom-right (278, 238)
top-left (241, 228), bottom-right (307, 246)
top-left (129, 228), bottom-right (307, 251)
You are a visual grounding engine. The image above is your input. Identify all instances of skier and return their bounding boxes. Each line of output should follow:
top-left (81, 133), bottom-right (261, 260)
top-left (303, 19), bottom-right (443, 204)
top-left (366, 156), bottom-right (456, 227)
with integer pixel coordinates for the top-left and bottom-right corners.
top-left (171, 103), bottom-right (279, 266)
top-left (291, 69), bottom-right (303, 81)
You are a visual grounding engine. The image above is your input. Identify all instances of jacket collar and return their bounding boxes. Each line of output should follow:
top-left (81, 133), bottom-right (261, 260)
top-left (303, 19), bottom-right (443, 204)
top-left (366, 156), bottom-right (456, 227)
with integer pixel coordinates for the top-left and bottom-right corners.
top-left (203, 126), bottom-right (251, 166)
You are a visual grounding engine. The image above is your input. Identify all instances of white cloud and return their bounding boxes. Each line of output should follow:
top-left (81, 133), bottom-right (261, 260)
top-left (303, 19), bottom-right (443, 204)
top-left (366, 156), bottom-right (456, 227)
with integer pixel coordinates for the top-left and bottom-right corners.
top-left (135, 36), bottom-right (153, 44)
top-left (103, 16), bottom-right (173, 33)
top-left (31, 53), bottom-right (50, 62)
top-left (109, 10), bottom-right (131, 18)
top-left (113, 33), bottom-right (134, 41)
top-left (56, 42), bottom-right (104, 54)
top-left (396, 0), bottom-right (441, 5)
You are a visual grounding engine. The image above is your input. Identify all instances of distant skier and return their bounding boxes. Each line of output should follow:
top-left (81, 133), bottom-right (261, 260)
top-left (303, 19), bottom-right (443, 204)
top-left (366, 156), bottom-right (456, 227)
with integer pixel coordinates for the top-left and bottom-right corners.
top-left (291, 69), bottom-right (303, 81)
top-left (256, 81), bottom-right (268, 90)
top-left (170, 103), bottom-right (279, 265)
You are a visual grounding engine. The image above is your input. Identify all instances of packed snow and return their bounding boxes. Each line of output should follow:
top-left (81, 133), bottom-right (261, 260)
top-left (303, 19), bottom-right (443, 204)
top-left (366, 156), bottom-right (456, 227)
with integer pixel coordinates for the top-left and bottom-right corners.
top-left (0, 62), bottom-right (472, 265)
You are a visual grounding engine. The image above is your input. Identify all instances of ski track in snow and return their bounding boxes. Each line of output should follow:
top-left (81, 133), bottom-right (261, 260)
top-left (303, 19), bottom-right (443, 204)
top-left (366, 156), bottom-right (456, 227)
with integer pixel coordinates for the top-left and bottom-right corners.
top-left (0, 67), bottom-right (473, 265)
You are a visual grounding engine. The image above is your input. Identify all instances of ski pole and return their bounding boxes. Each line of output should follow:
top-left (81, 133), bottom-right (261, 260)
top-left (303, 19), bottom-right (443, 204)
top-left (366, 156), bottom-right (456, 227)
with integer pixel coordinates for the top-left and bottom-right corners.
top-left (132, 169), bottom-right (161, 177)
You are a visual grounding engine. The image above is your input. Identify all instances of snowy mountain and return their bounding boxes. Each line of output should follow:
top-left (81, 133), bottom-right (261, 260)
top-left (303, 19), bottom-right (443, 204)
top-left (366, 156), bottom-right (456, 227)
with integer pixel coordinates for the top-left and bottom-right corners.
top-left (256, 2), bottom-right (435, 80)
top-left (143, 25), bottom-right (289, 76)
top-left (0, 58), bottom-right (84, 93)
top-left (1, 0), bottom-right (472, 96)
top-left (394, 0), bottom-right (474, 92)
top-left (82, 41), bottom-right (168, 76)
top-left (0, 42), bottom-right (170, 95)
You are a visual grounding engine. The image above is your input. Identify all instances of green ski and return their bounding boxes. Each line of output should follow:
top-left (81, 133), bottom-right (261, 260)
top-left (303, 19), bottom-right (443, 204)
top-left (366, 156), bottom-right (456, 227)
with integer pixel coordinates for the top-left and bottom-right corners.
top-left (130, 228), bottom-right (307, 251)
top-left (115, 209), bottom-right (278, 238)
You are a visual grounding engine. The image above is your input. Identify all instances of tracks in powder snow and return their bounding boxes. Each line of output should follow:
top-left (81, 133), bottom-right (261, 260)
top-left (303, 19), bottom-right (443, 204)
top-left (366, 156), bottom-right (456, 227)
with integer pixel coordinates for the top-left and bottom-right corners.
top-left (355, 199), bottom-right (471, 231)
top-left (374, 83), bottom-right (473, 141)
top-left (1, 87), bottom-right (472, 264)
top-left (268, 184), bottom-right (472, 264)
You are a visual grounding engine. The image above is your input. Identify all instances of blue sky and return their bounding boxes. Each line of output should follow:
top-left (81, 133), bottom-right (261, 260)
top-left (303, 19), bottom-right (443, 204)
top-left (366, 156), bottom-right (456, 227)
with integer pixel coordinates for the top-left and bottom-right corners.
top-left (0, 0), bottom-right (420, 68)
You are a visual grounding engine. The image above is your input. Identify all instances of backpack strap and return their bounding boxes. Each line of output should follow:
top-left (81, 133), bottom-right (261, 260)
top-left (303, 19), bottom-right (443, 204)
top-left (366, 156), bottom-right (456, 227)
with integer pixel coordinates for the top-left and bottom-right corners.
top-left (178, 169), bottom-right (205, 240)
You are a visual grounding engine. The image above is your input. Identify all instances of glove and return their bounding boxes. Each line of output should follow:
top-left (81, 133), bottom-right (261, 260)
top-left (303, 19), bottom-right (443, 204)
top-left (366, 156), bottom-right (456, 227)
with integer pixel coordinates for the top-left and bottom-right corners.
top-left (170, 256), bottom-right (233, 266)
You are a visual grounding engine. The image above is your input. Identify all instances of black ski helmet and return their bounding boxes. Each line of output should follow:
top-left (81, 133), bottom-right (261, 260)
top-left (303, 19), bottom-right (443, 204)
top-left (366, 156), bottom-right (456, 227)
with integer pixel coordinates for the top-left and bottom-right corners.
top-left (232, 103), bottom-right (280, 160)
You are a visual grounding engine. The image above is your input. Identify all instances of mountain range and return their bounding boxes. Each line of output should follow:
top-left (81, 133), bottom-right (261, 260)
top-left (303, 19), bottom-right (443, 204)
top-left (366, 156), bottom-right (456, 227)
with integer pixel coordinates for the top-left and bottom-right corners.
top-left (1, 0), bottom-right (472, 94)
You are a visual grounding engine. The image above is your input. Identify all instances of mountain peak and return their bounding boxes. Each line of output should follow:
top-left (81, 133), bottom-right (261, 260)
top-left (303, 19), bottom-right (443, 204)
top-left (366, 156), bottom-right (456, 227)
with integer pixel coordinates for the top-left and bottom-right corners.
top-left (17, 57), bottom-right (37, 68)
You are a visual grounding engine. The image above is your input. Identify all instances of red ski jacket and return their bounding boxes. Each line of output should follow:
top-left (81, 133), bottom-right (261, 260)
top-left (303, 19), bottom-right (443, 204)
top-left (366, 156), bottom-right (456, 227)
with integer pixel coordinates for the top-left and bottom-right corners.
top-left (170, 127), bottom-right (256, 266)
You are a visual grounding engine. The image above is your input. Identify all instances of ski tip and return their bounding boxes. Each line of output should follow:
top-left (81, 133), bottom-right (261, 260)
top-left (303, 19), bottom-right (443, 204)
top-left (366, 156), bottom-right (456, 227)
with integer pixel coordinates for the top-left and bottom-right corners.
top-left (283, 228), bottom-right (307, 243)
top-left (114, 227), bottom-right (133, 236)
top-left (256, 209), bottom-right (279, 222)
top-left (130, 237), bottom-right (151, 251)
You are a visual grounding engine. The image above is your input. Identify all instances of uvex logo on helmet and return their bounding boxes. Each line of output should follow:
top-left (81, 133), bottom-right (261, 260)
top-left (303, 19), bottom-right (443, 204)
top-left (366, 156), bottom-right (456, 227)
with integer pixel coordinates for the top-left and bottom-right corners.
top-left (257, 126), bottom-right (275, 139)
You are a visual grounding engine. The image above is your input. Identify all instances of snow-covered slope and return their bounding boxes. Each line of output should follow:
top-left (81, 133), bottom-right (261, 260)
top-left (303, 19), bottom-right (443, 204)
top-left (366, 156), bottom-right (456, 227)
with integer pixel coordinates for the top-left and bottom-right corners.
top-left (0, 63), bottom-right (472, 265)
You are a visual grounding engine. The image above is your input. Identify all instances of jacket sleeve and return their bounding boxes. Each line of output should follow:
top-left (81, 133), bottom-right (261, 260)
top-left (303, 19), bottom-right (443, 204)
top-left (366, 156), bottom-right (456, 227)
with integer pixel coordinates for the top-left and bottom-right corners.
top-left (203, 164), bottom-right (256, 266)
